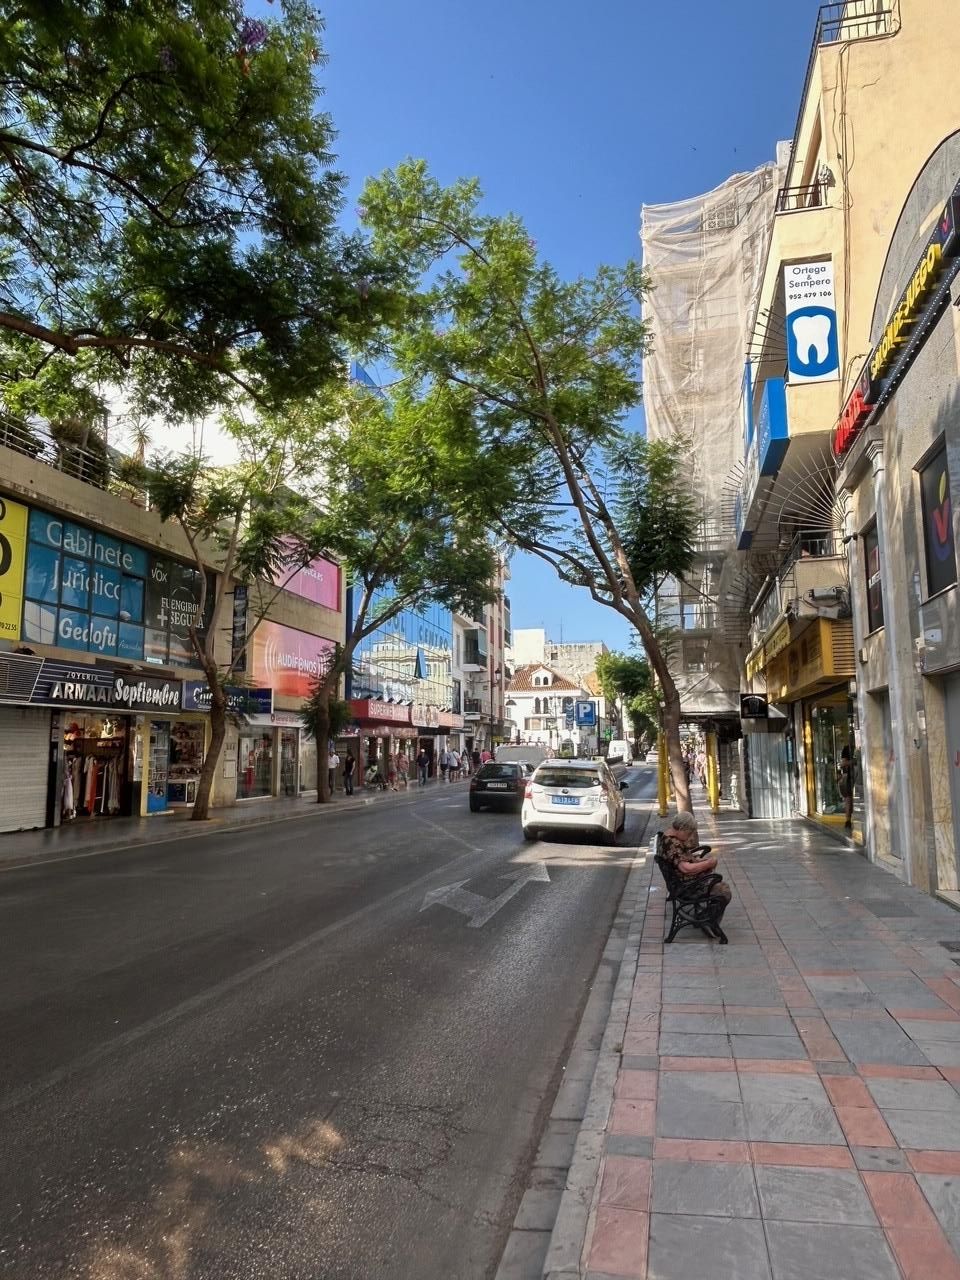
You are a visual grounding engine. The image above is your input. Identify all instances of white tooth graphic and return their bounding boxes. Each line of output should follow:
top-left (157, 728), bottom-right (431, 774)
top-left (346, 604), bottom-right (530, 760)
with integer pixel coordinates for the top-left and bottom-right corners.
top-left (792, 313), bottom-right (831, 366)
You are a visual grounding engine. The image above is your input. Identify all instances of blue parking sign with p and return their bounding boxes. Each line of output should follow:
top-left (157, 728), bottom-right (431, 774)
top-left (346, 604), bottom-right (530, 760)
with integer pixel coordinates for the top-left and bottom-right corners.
top-left (575, 700), bottom-right (596, 727)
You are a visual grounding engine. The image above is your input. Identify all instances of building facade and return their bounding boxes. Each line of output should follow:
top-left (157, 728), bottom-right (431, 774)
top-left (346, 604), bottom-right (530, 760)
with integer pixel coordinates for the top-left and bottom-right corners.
top-left (688, 0), bottom-right (960, 902)
top-left (0, 427), bottom-right (344, 832)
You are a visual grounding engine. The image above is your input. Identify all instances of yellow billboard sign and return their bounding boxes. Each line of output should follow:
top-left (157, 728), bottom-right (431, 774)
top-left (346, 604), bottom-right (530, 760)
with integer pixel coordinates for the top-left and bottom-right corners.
top-left (0, 495), bottom-right (28, 640)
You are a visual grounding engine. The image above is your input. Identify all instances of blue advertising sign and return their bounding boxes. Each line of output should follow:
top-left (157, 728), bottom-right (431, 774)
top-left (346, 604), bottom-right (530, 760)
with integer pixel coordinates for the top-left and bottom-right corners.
top-left (756, 378), bottom-right (789, 477)
top-left (182, 681), bottom-right (273, 715)
top-left (20, 507), bottom-right (211, 667)
top-left (575, 699), bottom-right (596, 728)
top-left (784, 261), bottom-right (839, 384)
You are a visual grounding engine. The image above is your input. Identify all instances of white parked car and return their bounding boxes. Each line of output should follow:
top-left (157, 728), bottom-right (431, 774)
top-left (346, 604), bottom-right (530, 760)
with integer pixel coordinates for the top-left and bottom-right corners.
top-left (521, 758), bottom-right (628, 845)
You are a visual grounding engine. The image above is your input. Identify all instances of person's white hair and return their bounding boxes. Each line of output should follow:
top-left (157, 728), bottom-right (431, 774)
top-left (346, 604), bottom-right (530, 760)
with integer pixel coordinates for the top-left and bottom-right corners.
top-left (669, 811), bottom-right (698, 834)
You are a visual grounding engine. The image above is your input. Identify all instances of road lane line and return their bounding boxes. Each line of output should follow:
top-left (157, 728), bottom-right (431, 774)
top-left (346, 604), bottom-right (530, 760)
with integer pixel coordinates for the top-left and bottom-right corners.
top-left (0, 841), bottom-right (494, 1116)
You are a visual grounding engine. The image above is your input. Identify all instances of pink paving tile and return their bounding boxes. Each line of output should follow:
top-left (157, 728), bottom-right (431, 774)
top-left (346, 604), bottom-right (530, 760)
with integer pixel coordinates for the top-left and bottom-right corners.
top-left (796, 1021), bottom-right (846, 1061)
top-left (723, 1005), bottom-right (788, 1016)
top-left (610, 1099), bottom-right (656, 1138)
top-left (822, 1076), bottom-right (873, 1108)
top-left (654, 1138), bottom-right (750, 1163)
top-left (786, 994), bottom-right (819, 1010)
top-left (858, 1064), bottom-right (943, 1080)
top-left (599, 1155), bottom-right (651, 1211)
top-left (885, 1228), bottom-right (960, 1280)
top-left (660, 1003), bottom-right (722, 1014)
top-left (617, 1070), bottom-right (658, 1101)
top-left (939, 1068), bottom-right (960, 1085)
top-left (626, 1010), bottom-right (660, 1031)
top-left (861, 1172), bottom-right (938, 1229)
top-left (926, 979), bottom-right (960, 1012)
top-left (750, 1142), bottom-right (855, 1168)
top-left (889, 1007), bottom-right (960, 1022)
top-left (834, 1106), bottom-right (897, 1148)
top-left (658, 1056), bottom-right (736, 1072)
top-left (622, 1033), bottom-right (658, 1055)
top-left (587, 1205), bottom-right (649, 1278)
top-left (906, 1150), bottom-right (960, 1174)
top-left (736, 1059), bottom-right (816, 1075)
top-left (798, 969), bottom-right (857, 977)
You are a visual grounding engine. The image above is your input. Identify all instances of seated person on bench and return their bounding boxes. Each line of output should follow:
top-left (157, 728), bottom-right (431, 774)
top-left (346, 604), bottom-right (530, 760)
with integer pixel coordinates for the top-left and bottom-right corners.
top-left (662, 810), bottom-right (732, 924)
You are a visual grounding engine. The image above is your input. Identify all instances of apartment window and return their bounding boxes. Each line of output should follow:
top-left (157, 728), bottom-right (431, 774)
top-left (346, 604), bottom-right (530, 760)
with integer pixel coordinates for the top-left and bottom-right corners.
top-left (682, 638), bottom-right (708, 673)
top-left (920, 443), bottom-right (957, 598)
top-left (863, 522), bottom-right (884, 632)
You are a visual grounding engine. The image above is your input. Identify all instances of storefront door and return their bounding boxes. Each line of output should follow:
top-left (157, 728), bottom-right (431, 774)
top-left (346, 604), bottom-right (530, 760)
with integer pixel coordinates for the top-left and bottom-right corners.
top-left (147, 720), bottom-right (170, 813)
top-left (279, 729), bottom-right (298, 796)
top-left (62, 714), bottom-right (130, 819)
top-left (238, 731), bottom-right (274, 799)
top-left (808, 692), bottom-right (862, 834)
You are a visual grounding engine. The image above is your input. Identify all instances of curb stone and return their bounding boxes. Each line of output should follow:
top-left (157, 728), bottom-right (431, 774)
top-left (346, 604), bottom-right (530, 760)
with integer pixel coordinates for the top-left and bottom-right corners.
top-left (494, 805), bottom-right (656, 1280)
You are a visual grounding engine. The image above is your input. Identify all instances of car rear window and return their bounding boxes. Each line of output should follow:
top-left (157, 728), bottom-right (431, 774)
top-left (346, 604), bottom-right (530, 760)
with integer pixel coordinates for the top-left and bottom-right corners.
top-left (477, 763), bottom-right (519, 779)
top-left (534, 767), bottom-right (601, 789)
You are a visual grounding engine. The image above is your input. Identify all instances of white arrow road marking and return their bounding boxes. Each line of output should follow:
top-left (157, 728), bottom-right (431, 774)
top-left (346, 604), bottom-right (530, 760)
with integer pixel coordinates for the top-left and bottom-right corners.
top-left (419, 862), bottom-right (551, 928)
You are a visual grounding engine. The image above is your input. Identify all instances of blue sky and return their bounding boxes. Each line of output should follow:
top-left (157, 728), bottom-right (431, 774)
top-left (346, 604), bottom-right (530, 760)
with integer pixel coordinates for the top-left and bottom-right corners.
top-left (305, 0), bottom-right (815, 651)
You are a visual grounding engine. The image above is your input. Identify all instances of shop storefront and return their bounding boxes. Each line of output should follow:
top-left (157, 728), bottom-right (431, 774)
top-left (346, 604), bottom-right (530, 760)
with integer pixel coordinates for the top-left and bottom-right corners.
top-left (0, 651), bottom-right (192, 829)
top-left (761, 618), bottom-right (859, 837)
top-left (835, 149), bottom-right (960, 889)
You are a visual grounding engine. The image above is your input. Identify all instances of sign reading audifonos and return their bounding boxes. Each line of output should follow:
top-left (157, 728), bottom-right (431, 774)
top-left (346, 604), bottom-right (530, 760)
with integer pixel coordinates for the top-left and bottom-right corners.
top-left (251, 619), bottom-right (335, 699)
top-left (834, 181), bottom-right (960, 458)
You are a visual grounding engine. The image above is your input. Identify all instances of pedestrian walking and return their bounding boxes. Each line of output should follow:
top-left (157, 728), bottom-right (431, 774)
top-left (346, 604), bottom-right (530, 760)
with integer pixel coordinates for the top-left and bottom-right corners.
top-left (416, 747), bottom-right (430, 787)
top-left (838, 745), bottom-right (854, 830)
top-left (387, 752), bottom-right (398, 791)
top-left (471, 748), bottom-right (481, 774)
top-left (397, 752), bottom-right (409, 789)
top-left (450, 750), bottom-right (461, 781)
top-left (343, 752), bottom-right (355, 796)
top-left (327, 746), bottom-right (340, 794)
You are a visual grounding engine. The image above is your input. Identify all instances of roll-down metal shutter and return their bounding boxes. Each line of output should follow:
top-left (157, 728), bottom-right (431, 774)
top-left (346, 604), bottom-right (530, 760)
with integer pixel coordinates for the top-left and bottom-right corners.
top-left (0, 707), bottom-right (49, 833)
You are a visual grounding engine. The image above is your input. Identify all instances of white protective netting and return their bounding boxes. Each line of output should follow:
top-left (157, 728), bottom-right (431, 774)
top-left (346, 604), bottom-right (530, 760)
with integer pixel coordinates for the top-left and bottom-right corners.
top-left (641, 160), bottom-right (783, 523)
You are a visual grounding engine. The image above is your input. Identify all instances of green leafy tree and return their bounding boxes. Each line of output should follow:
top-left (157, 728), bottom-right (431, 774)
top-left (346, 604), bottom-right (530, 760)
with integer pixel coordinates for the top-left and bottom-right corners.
top-left (359, 162), bottom-right (700, 809)
top-left (595, 650), bottom-right (659, 755)
top-left (142, 404), bottom-right (335, 820)
top-left (0, 0), bottom-right (399, 419)
top-left (289, 384), bottom-right (499, 802)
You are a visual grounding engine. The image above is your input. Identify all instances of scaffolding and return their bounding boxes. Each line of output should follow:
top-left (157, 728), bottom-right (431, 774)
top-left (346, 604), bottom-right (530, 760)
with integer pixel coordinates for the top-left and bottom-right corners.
top-left (641, 159), bottom-right (784, 716)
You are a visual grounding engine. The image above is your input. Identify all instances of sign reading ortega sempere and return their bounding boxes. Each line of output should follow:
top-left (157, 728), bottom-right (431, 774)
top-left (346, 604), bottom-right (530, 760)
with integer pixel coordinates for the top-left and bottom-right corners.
top-left (833, 180), bottom-right (960, 459)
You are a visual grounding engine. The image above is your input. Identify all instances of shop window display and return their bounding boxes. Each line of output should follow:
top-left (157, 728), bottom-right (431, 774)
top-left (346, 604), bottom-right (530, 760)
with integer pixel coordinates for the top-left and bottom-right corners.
top-left (167, 721), bottom-right (204, 804)
top-left (238, 732), bottom-right (273, 798)
top-left (62, 715), bottom-right (128, 819)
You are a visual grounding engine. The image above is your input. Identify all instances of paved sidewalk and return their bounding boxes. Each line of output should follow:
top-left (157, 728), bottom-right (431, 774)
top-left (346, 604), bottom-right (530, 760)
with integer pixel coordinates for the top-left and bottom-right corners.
top-left (538, 806), bottom-right (960, 1280)
top-left (0, 777), bottom-right (465, 867)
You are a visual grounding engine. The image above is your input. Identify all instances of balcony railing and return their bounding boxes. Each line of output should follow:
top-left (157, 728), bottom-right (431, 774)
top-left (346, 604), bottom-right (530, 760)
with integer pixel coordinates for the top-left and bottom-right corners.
top-left (778, 530), bottom-right (843, 577)
top-left (464, 698), bottom-right (483, 716)
top-left (788, 3), bottom-right (895, 179)
top-left (0, 411), bottom-right (150, 504)
top-left (775, 181), bottom-right (825, 213)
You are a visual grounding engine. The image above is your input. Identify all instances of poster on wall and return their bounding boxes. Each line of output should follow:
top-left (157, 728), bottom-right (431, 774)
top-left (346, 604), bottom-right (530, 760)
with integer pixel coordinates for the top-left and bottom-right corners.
top-left (251, 619), bottom-right (335, 699)
top-left (0, 495), bottom-right (28, 640)
top-left (144, 557), bottom-right (214, 666)
top-left (784, 261), bottom-right (839, 384)
top-left (273, 545), bottom-right (341, 611)
top-left (920, 445), bottom-right (957, 597)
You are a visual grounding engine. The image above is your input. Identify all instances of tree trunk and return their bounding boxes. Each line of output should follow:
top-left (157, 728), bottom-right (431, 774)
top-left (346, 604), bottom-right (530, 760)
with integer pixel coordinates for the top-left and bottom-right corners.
top-left (192, 677), bottom-right (227, 821)
top-left (628, 605), bottom-right (691, 814)
top-left (315, 679), bottom-right (332, 804)
top-left (660, 681), bottom-right (690, 814)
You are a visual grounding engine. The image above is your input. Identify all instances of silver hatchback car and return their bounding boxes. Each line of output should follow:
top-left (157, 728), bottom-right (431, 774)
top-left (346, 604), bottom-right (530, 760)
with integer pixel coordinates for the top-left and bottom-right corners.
top-left (521, 758), bottom-right (628, 845)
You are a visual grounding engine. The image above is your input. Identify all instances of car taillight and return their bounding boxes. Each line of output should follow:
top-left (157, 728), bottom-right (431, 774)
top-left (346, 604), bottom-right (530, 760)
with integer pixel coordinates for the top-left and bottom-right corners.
top-left (599, 788), bottom-right (610, 801)
top-left (470, 778), bottom-right (478, 789)
top-left (524, 782), bottom-right (533, 798)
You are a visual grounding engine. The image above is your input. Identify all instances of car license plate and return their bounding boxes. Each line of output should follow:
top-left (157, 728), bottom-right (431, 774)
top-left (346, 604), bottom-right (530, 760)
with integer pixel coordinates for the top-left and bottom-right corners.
top-left (552, 795), bottom-right (580, 806)
top-left (487, 782), bottom-right (509, 789)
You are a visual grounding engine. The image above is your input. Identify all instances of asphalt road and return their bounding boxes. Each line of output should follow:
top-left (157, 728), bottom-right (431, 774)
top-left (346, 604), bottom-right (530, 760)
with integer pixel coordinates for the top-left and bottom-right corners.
top-left (0, 766), bottom-right (655, 1280)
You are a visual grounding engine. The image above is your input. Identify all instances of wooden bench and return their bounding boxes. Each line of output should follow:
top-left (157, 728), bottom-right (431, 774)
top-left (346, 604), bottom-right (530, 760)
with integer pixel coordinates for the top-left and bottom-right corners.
top-left (653, 831), bottom-right (729, 945)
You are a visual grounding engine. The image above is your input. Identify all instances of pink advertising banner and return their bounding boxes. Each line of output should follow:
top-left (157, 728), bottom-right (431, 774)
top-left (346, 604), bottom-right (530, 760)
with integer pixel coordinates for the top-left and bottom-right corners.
top-left (275, 548), bottom-right (340, 612)
top-left (252, 619), bottom-right (335, 700)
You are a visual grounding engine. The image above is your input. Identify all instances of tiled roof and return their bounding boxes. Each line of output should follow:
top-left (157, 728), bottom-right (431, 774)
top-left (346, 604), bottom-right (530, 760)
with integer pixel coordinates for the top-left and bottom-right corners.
top-left (506, 663), bottom-right (581, 693)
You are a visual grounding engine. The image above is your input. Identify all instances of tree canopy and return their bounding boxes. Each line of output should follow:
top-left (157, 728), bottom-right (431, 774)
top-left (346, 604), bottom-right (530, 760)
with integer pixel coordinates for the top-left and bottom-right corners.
top-left (358, 160), bottom-right (701, 808)
top-left (0, 0), bottom-right (399, 420)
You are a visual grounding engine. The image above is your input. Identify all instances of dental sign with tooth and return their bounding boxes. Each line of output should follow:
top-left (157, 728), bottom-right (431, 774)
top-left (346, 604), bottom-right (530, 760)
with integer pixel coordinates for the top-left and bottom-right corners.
top-left (834, 181), bottom-right (960, 459)
top-left (784, 261), bottom-right (840, 384)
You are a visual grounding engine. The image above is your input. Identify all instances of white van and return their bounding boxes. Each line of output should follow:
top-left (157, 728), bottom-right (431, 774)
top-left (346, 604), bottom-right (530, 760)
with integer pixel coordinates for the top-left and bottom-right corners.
top-left (496, 743), bottom-right (549, 769)
top-left (605, 739), bottom-right (633, 765)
